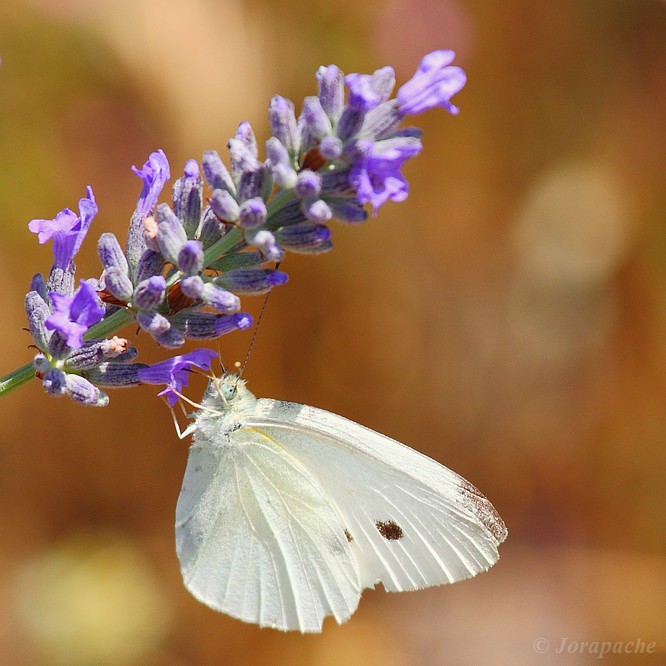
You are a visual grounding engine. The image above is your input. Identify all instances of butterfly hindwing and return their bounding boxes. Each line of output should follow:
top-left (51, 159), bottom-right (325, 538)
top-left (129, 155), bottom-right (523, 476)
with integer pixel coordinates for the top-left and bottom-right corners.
top-left (176, 427), bottom-right (361, 632)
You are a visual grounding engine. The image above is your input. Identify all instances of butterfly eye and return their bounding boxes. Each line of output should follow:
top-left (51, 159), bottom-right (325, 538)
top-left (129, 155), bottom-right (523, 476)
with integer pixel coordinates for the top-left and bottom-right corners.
top-left (221, 383), bottom-right (238, 401)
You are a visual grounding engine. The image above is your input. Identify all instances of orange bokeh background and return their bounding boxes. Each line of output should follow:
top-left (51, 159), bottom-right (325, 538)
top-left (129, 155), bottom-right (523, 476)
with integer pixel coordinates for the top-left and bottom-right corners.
top-left (1, 1), bottom-right (665, 664)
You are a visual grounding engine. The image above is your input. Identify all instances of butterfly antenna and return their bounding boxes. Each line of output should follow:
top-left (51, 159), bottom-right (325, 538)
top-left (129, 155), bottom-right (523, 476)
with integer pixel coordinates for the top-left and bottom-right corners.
top-left (239, 261), bottom-right (280, 377)
top-left (216, 340), bottom-right (227, 375)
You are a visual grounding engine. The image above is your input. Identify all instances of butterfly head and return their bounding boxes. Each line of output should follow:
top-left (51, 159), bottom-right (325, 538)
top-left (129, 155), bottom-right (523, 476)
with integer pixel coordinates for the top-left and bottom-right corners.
top-left (204, 373), bottom-right (253, 411)
top-left (219, 373), bottom-right (242, 403)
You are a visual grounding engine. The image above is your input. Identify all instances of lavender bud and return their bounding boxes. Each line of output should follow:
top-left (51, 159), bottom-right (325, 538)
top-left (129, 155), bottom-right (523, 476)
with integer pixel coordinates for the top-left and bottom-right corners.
top-left (327, 198), bottom-right (369, 223)
top-left (136, 310), bottom-right (170, 335)
top-left (360, 99), bottom-right (402, 140)
top-left (265, 138), bottom-right (298, 190)
top-left (317, 65), bottom-right (345, 123)
top-left (234, 122), bottom-right (258, 158)
top-left (373, 66), bottom-right (396, 101)
top-left (320, 136), bottom-right (343, 161)
top-left (302, 198), bottom-right (332, 223)
top-left (65, 374), bottom-right (109, 407)
top-left (33, 353), bottom-right (51, 375)
top-left (229, 138), bottom-right (261, 186)
top-left (202, 150), bottom-right (235, 195)
top-left (197, 207), bottom-right (224, 247)
top-left (321, 168), bottom-right (354, 195)
top-left (180, 275), bottom-right (205, 299)
top-left (42, 368), bottom-right (67, 396)
top-left (134, 249), bottom-right (165, 284)
top-left (47, 263), bottom-right (75, 296)
top-left (48, 331), bottom-right (71, 361)
top-left (173, 160), bottom-right (203, 238)
top-left (177, 240), bottom-right (204, 275)
top-left (260, 170), bottom-right (275, 202)
top-left (125, 210), bottom-right (148, 275)
top-left (25, 291), bottom-right (52, 352)
top-left (133, 275), bottom-right (166, 311)
top-left (269, 96), bottom-right (300, 157)
top-left (102, 267), bottom-right (134, 302)
top-left (156, 203), bottom-right (187, 265)
top-left (248, 229), bottom-right (283, 262)
top-left (273, 164), bottom-right (298, 191)
top-left (210, 189), bottom-right (240, 222)
top-left (171, 311), bottom-right (253, 339)
top-left (295, 170), bottom-right (322, 199)
top-left (84, 362), bottom-right (146, 387)
top-left (184, 160), bottom-right (199, 178)
top-left (344, 137), bottom-right (373, 161)
top-left (265, 136), bottom-right (290, 167)
top-left (337, 107), bottom-right (366, 142)
top-left (201, 283), bottom-right (241, 313)
top-left (392, 127), bottom-right (424, 140)
top-left (299, 96), bottom-right (333, 151)
top-left (153, 327), bottom-right (185, 349)
top-left (64, 341), bottom-right (111, 371)
top-left (214, 268), bottom-right (288, 295)
top-left (275, 223), bottom-right (332, 253)
top-left (239, 198), bottom-right (267, 229)
top-left (98, 233), bottom-right (129, 273)
top-left (30, 273), bottom-right (50, 304)
top-left (237, 164), bottom-right (268, 203)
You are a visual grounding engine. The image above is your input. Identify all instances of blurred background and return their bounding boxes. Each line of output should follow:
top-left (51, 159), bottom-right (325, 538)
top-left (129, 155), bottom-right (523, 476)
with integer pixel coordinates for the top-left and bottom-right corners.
top-left (1, 0), bottom-right (665, 664)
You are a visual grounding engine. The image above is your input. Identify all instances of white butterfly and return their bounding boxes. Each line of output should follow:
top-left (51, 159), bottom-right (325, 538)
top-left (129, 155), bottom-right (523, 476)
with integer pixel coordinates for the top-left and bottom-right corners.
top-left (175, 374), bottom-right (507, 632)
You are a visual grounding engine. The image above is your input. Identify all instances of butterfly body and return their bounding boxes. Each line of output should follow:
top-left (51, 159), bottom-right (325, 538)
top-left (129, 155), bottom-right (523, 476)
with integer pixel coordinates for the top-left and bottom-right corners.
top-left (176, 374), bottom-right (507, 632)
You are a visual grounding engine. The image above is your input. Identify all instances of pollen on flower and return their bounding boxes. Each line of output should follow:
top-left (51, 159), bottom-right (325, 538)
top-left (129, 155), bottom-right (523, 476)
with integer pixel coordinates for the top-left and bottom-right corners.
top-left (102, 336), bottom-right (130, 357)
top-left (143, 216), bottom-right (158, 241)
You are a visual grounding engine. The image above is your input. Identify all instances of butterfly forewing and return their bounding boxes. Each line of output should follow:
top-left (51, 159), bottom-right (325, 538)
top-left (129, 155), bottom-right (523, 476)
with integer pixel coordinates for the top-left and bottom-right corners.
top-left (176, 427), bottom-right (361, 632)
top-left (246, 399), bottom-right (507, 593)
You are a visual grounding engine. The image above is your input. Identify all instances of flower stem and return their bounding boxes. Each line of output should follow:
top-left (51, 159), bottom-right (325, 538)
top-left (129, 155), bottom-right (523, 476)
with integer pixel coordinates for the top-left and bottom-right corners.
top-left (203, 228), bottom-right (244, 267)
top-left (0, 361), bottom-right (37, 397)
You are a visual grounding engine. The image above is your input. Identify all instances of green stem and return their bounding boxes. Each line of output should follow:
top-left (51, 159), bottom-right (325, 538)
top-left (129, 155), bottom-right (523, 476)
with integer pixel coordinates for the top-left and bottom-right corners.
top-left (203, 228), bottom-right (244, 266)
top-left (0, 361), bottom-right (37, 397)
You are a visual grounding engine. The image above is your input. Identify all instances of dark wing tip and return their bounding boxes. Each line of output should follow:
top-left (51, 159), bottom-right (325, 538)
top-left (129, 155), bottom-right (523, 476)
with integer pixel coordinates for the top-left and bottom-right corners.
top-left (458, 478), bottom-right (508, 545)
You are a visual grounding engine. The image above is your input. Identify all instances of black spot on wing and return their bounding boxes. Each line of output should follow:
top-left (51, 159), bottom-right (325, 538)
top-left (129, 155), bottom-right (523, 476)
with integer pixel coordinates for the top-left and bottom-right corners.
top-left (375, 520), bottom-right (403, 541)
top-left (344, 529), bottom-right (353, 543)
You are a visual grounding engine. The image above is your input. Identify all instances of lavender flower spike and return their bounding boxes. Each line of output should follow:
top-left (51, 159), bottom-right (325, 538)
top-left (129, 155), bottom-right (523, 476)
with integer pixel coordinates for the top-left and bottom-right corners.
top-left (64, 374), bottom-right (109, 407)
top-left (132, 149), bottom-right (171, 217)
top-left (137, 348), bottom-right (219, 405)
top-left (397, 50), bottom-right (466, 116)
top-left (45, 279), bottom-right (105, 349)
top-left (28, 187), bottom-right (98, 269)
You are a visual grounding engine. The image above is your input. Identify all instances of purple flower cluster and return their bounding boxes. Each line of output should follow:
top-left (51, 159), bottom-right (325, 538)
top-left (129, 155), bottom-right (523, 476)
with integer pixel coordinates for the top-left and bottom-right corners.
top-left (23, 50), bottom-right (465, 407)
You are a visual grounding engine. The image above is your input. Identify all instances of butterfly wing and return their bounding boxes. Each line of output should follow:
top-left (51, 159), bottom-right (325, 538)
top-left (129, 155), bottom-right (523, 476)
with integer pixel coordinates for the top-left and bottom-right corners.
top-left (175, 426), bottom-right (361, 632)
top-left (245, 399), bottom-right (507, 593)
